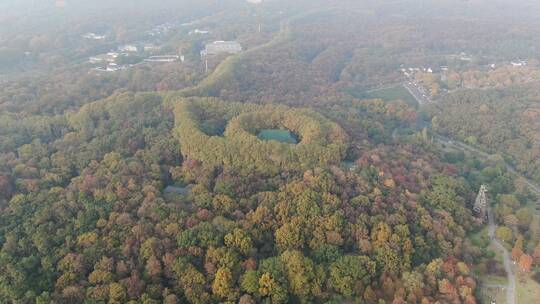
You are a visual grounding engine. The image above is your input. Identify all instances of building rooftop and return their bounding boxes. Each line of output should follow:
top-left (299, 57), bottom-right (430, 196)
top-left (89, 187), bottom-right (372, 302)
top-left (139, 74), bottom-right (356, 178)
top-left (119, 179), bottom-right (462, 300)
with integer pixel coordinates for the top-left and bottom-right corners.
top-left (201, 41), bottom-right (242, 56)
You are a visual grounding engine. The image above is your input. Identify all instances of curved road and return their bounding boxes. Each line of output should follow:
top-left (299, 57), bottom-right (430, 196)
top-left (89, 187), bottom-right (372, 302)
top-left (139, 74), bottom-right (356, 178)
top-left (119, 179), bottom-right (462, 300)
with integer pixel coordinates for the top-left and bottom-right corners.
top-left (433, 133), bottom-right (540, 195)
top-left (432, 131), bottom-right (540, 304)
top-left (397, 84), bottom-right (540, 304)
top-left (432, 132), bottom-right (540, 304)
top-left (393, 128), bottom-right (536, 304)
top-left (424, 128), bottom-right (519, 304)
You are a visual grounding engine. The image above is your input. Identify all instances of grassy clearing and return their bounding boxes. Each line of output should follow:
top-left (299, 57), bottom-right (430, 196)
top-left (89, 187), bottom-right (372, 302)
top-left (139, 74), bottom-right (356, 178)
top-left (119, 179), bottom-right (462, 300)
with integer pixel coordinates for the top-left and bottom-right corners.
top-left (258, 129), bottom-right (298, 144)
top-left (479, 285), bottom-right (506, 304)
top-left (483, 275), bottom-right (508, 285)
top-left (472, 226), bottom-right (508, 304)
top-left (517, 275), bottom-right (540, 304)
top-left (346, 85), bottom-right (419, 108)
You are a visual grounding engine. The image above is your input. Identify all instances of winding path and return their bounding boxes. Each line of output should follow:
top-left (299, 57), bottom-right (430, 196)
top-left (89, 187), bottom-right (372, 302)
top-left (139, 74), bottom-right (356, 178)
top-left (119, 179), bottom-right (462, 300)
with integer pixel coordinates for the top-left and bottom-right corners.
top-left (178, 14), bottom-right (536, 302)
top-left (487, 205), bottom-right (516, 304)
top-left (398, 82), bottom-right (540, 196)
top-left (432, 133), bottom-right (540, 195)
top-left (398, 84), bottom-right (540, 304)
top-left (429, 128), bottom-right (540, 304)
top-left (431, 133), bottom-right (540, 304)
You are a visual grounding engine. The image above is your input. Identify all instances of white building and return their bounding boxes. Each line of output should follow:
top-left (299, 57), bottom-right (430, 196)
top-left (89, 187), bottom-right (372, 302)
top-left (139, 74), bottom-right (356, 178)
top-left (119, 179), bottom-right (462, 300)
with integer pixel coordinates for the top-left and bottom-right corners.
top-left (118, 44), bottom-right (138, 53)
top-left (89, 56), bottom-right (104, 64)
top-left (83, 33), bottom-right (106, 40)
top-left (89, 53), bottom-right (118, 64)
top-left (189, 29), bottom-right (211, 35)
top-left (511, 60), bottom-right (527, 67)
top-left (144, 55), bottom-right (180, 63)
top-left (144, 44), bottom-right (160, 53)
top-left (201, 41), bottom-right (242, 57)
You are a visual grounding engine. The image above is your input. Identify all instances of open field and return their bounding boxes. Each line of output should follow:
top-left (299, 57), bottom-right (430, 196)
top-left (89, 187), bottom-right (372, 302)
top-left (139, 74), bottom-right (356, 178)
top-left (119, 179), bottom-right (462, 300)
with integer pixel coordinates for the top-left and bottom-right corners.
top-left (347, 84), bottom-right (419, 108)
top-left (483, 275), bottom-right (508, 285)
top-left (479, 285), bottom-right (506, 304)
top-left (516, 275), bottom-right (540, 304)
top-left (258, 129), bottom-right (298, 144)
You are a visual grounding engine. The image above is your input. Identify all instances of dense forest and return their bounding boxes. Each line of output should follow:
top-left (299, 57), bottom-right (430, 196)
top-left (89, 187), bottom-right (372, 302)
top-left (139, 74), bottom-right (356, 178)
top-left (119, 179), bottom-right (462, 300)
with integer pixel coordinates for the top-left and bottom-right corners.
top-left (429, 86), bottom-right (540, 183)
top-left (1, 0), bottom-right (540, 303)
top-left (0, 88), bottom-right (484, 303)
top-left (173, 98), bottom-right (349, 173)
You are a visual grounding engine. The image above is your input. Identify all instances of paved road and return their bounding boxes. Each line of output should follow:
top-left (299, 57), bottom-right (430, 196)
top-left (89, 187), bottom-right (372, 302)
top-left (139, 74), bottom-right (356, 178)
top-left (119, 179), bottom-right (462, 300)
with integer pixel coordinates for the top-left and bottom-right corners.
top-left (487, 206), bottom-right (516, 304)
top-left (391, 128), bottom-right (522, 304)
top-left (405, 92), bottom-right (540, 196)
top-left (399, 84), bottom-right (540, 304)
top-left (433, 133), bottom-right (540, 196)
top-left (403, 82), bottom-right (432, 106)
top-left (392, 123), bottom-right (522, 304)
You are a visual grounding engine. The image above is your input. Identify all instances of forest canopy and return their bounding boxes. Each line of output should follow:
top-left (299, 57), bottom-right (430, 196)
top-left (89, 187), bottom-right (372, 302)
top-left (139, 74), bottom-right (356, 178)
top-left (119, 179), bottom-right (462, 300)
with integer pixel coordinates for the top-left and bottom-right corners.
top-left (2, 0), bottom-right (540, 303)
top-left (173, 97), bottom-right (350, 173)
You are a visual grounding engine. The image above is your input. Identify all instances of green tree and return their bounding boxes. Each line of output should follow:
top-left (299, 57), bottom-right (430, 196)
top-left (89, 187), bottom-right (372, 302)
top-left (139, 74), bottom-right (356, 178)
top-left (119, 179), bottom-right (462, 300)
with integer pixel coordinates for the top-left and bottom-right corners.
top-left (328, 255), bottom-right (375, 297)
top-left (258, 273), bottom-right (288, 304)
top-left (516, 208), bottom-right (533, 230)
top-left (212, 267), bottom-right (238, 301)
top-left (495, 226), bottom-right (513, 243)
top-left (240, 270), bottom-right (259, 294)
top-left (109, 282), bottom-right (126, 302)
top-left (224, 228), bottom-right (253, 256)
top-left (280, 250), bottom-right (322, 301)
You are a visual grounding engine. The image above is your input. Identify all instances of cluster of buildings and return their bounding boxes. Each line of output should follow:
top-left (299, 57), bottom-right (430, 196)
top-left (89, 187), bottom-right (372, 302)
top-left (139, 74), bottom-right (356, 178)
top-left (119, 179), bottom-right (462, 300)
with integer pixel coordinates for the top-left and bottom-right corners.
top-left (89, 52), bottom-right (120, 64)
top-left (86, 17), bottom-right (245, 74)
top-left (89, 46), bottom-right (182, 73)
top-left (400, 67), bottom-right (434, 78)
top-left (89, 52), bottom-right (128, 72)
top-left (116, 43), bottom-right (163, 54)
top-left (85, 17), bottom-right (211, 74)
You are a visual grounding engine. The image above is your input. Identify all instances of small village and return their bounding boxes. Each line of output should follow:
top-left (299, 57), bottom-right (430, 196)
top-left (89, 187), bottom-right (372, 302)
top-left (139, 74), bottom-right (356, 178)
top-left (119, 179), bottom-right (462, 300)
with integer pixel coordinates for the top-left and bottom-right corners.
top-left (84, 16), bottom-right (244, 74)
top-left (80, 0), bottom-right (266, 75)
top-left (399, 52), bottom-right (532, 103)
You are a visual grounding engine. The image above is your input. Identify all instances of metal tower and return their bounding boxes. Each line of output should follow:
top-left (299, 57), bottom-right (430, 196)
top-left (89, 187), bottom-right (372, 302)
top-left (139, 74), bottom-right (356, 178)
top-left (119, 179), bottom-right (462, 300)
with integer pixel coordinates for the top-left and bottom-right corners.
top-left (474, 184), bottom-right (488, 220)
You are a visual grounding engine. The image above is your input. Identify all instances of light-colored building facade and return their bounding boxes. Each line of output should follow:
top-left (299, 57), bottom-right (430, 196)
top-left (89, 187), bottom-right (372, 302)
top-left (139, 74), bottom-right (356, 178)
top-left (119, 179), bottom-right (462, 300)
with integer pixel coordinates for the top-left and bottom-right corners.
top-left (201, 41), bottom-right (242, 57)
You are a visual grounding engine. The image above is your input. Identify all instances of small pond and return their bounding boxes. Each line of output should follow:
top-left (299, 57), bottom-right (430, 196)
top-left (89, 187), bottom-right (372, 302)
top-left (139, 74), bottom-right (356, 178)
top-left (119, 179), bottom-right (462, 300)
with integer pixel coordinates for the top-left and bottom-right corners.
top-left (257, 129), bottom-right (298, 144)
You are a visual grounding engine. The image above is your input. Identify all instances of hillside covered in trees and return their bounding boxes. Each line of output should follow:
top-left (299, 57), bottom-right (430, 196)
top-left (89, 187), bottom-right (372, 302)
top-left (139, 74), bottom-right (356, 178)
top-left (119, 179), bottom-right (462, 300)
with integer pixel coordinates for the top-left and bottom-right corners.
top-left (429, 85), bottom-right (540, 183)
top-left (2, 0), bottom-right (540, 303)
top-left (0, 88), bottom-right (483, 303)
